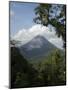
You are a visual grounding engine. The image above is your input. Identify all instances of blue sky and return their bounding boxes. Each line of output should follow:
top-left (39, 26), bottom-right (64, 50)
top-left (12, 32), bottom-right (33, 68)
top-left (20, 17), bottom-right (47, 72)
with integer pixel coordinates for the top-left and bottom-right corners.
top-left (10, 2), bottom-right (63, 36)
top-left (10, 2), bottom-right (64, 49)
top-left (10, 1), bottom-right (38, 36)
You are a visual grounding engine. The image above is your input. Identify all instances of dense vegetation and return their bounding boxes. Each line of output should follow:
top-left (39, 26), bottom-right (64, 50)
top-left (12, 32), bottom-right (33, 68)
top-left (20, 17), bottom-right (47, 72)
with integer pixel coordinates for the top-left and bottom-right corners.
top-left (33, 4), bottom-right (66, 48)
top-left (10, 47), bottom-right (66, 88)
top-left (11, 47), bottom-right (39, 88)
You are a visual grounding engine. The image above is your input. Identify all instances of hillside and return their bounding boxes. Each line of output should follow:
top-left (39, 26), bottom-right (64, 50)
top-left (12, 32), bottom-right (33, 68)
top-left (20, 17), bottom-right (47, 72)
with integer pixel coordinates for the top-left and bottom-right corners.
top-left (11, 47), bottom-right (39, 88)
top-left (19, 35), bottom-right (57, 59)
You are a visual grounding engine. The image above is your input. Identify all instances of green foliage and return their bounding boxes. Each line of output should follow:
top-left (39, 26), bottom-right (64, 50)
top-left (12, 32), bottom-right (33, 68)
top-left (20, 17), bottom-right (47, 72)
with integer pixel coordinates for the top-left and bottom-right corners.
top-left (11, 47), bottom-right (38, 88)
top-left (34, 4), bottom-right (66, 48)
top-left (42, 50), bottom-right (65, 85)
top-left (33, 4), bottom-right (51, 25)
top-left (11, 47), bottom-right (66, 88)
top-left (31, 49), bottom-right (66, 86)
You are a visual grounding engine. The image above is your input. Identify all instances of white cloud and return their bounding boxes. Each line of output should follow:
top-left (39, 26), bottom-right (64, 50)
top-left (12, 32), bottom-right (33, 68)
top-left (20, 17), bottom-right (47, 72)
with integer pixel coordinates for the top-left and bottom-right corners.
top-left (49, 37), bottom-right (63, 49)
top-left (12, 24), bottom-right (63, 49)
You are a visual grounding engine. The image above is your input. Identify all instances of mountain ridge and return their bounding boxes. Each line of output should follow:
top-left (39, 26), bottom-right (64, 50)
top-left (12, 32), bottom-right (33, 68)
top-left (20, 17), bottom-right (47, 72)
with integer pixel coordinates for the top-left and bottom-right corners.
top-left (19, 35), bottom-right (58, 59)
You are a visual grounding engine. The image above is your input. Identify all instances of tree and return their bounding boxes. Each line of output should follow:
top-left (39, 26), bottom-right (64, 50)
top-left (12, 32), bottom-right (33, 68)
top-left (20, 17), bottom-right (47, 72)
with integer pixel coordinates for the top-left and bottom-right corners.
top-left (11, 46), bottom-right (39, 88)
top-left (39, 49), bottom-right (66, 86)
top-left (54, 49), bottom-right (66, 85)
top-left (34, 4), bottom-right (66, 48)
top-left (10, 40), bottom-right (21, 47)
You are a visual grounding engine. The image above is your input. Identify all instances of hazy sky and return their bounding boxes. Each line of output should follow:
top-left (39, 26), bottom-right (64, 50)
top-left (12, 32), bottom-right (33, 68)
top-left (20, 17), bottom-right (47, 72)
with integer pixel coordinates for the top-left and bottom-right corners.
top-left (10, 1), bottom-right (38, 36)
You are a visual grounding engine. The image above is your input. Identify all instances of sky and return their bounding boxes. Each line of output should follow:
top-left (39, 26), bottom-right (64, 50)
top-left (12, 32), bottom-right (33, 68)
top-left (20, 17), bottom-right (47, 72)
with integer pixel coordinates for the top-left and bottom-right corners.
top-left (10, 1), bottom-right (38, 36)
top-left (10, 1), bottom-right (63, 49)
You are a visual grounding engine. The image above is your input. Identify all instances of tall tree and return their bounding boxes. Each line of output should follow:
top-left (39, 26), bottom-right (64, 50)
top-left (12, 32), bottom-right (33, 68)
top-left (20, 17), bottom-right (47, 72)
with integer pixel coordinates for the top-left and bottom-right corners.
top-left (34, 4), bottom-right (66, 48)
top-left (40, 49), bottom-right (66, 86)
